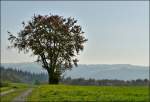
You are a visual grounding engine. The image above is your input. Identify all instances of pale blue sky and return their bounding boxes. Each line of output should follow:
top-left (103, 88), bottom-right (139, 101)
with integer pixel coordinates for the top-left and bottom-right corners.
top-left (1, 1), bottom-right (149, 66)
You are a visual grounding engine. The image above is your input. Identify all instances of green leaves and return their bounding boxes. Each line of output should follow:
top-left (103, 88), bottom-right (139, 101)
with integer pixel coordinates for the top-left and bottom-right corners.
top-left (8, 13), bottom-right (87, 83)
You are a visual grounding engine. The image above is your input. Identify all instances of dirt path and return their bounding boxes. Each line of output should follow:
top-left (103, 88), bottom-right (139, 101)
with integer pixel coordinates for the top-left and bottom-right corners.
top-left (0, 89), bottom-right (15, 96)
top-left (12, 88), bottom-right (33, 102)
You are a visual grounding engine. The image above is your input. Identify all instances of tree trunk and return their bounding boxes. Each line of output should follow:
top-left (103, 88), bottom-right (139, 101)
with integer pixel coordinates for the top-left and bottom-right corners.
top-left (48, 70), bottom-right (59, 84)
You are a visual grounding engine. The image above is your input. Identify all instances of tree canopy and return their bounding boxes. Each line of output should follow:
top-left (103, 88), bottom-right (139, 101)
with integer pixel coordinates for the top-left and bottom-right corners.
top-left (8, 14), bottom-right (87, 84)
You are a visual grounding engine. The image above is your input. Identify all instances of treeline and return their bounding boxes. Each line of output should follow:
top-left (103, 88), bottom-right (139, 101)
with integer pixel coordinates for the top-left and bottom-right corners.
top-left (0, 66), bottom-right (149, 86)
top-left (0, 66), bottom-right (48, 84)
top-left (60, 77), bottom-right (149, 86)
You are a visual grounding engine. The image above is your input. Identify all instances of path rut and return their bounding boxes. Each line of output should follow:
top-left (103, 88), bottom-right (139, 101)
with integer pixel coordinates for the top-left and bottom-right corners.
top-left (12, 88), bottom-right (33, 102)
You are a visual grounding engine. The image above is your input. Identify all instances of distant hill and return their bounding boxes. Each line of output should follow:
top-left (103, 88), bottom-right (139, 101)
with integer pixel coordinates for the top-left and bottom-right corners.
top-left (1, 63), bottom-right (149, 80)
top-left (1, 62), bottom-right (46, 73)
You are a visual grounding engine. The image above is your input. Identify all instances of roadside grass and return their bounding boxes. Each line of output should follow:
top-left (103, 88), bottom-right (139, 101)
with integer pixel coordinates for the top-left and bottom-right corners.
top-left (0, 87), bottom-right (12, 92)
top-left (0, 83), bottom-right (29, 102)
top-left (0, 88), bottom-right (28, 102)
top-left (0, 83), bottom-right (28, 92)
top-left (28, 85), bottom-right (149, 102)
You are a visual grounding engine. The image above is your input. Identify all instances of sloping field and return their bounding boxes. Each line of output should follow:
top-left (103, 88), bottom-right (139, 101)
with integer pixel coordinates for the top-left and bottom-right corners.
top-left (28, 85), bottom-right (149, 102)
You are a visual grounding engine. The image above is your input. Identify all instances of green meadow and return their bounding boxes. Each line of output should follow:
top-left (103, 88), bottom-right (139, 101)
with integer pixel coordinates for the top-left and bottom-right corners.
top-left (28, 85), bottom-right (149, 102)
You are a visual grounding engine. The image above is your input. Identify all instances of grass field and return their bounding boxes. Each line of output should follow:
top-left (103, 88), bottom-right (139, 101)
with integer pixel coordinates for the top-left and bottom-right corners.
top-left (0, 83), bottom-right (28, 92)
top-left (28, 85), bottom-right (149, 102)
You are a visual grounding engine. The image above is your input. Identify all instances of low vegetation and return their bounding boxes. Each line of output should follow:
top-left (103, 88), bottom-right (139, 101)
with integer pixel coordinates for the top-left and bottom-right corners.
top-left (0, 87), bottom-right (12, 92)
top-left (0, 83), bottom-right (29, 102)
top-left (0, 82), bottom-right (28, 91)
top-left (28, 85), bottom-right (149, 102)
top-left (61, 77), bottom-right (149, 86)
top-left (0, 88), bottom-right (28, 102)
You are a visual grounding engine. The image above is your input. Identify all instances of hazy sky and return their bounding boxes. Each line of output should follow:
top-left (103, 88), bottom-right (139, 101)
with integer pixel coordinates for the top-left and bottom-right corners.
top-left (1, 1), bottom-right (149, 66)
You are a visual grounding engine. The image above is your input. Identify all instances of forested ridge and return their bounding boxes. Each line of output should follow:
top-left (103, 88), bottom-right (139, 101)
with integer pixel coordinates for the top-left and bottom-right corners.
top-left (0, 66), bottom-right (149, 86)
top-left (0, 66), bottom-right (47, 84)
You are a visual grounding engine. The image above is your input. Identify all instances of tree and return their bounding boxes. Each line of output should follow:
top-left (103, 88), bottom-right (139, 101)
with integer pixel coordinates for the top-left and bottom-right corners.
top-left (8, 14), bottom-right (87, 84)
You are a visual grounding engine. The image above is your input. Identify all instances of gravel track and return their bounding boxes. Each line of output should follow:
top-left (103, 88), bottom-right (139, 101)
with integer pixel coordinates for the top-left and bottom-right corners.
top-left (12, 88), bottom-right (33, 102)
